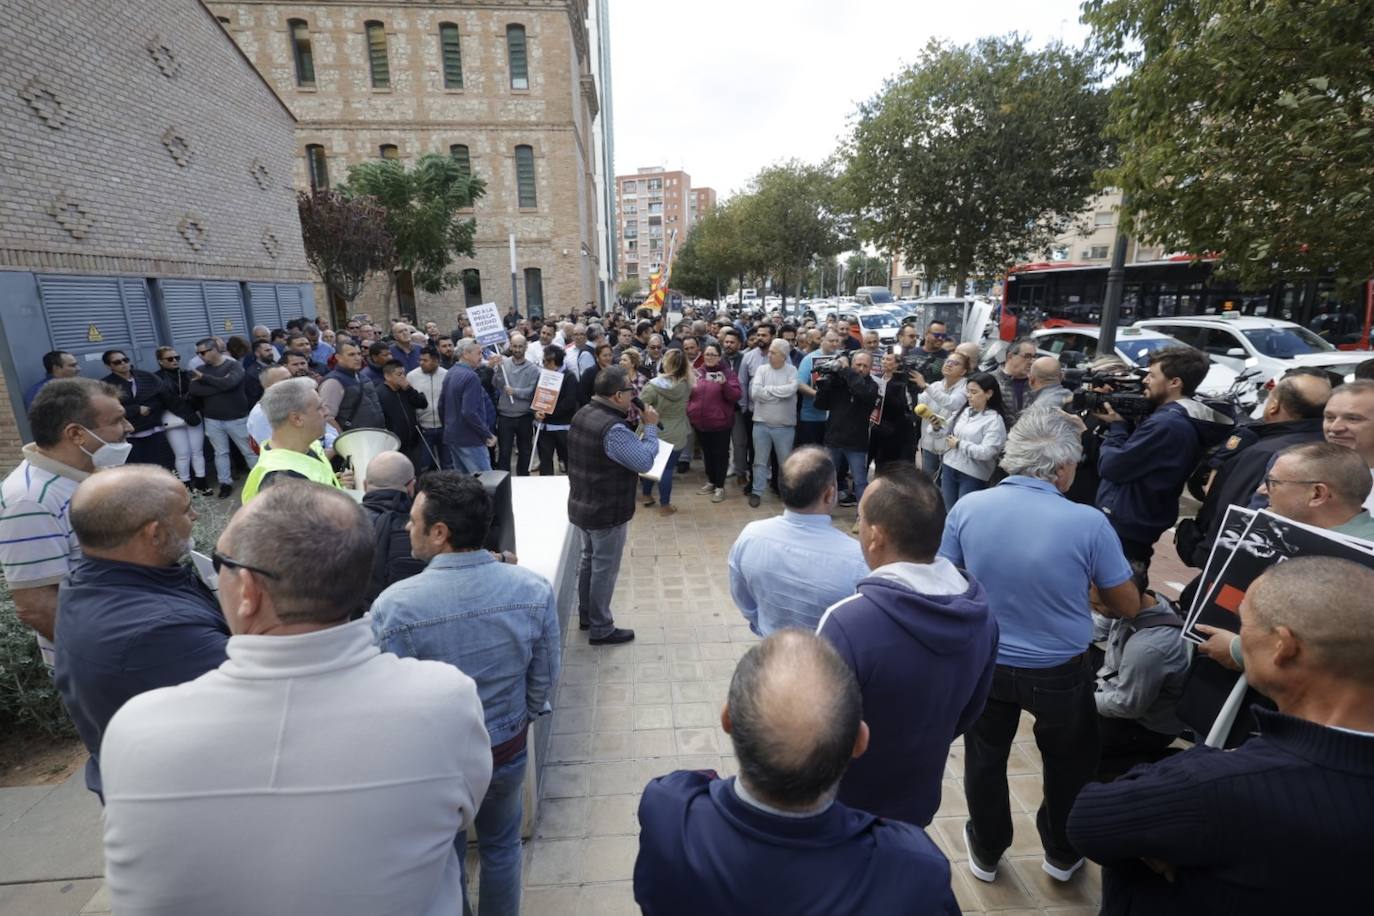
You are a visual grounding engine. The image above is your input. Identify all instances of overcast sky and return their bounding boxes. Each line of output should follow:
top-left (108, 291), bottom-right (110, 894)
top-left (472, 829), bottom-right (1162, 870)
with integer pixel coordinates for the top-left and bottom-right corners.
top-left (608, 0), bottom-right (1093, 199)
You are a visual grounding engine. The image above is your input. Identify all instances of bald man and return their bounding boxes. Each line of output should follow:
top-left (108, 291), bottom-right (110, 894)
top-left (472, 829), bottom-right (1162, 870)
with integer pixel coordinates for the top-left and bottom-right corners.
top-left (634, 630), bottom-right (957, 915)
top-left (53, 465), bottom-right (229, 799)
top-left (1069, 558), bottom-right (1374, 913)
top-left (246, 365), bottom-right (292, 448)
top-left (1026, 356), bottom-right (1071, 411)
top-left (362, 451), bottom-right (423, 602)
top-left (1179, 370), bottom-right (1330, 568)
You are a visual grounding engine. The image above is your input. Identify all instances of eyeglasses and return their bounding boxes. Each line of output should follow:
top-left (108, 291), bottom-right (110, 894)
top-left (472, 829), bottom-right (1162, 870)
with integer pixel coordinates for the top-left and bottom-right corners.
top-left (929, 333), bottom-right (948, 340)
top-left (109, 358), bottom-right (129, 365)
top-left (211, 550), bottom-right (279, 580)
top-left (1263, 477), bottom-right (1321, 490)
top-left (195, 349), bottom-right (210, 356)
top-left (617, 387), bottom-right (634, 394)
top-left (160, 355), bottom-right (180, 362)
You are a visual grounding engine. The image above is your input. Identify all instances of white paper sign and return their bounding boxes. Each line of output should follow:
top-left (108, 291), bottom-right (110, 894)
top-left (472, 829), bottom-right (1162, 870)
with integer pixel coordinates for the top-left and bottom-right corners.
top-left (638, 438), bottom-right (676, 482)
top-left (467, 302), bottom-right (509, 348)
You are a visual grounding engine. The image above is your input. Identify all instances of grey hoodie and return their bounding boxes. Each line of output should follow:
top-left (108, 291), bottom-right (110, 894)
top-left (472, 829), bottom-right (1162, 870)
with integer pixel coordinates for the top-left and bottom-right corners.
top-left (1095, 595), bottom-right (1190, 736)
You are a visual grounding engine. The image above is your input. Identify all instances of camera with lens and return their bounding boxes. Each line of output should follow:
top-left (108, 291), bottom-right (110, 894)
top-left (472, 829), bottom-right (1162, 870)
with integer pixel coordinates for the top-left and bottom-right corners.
top-left (1066, 368), bottom-right (1154, 420)
top-left (811, 353), bottom-right (843, 380)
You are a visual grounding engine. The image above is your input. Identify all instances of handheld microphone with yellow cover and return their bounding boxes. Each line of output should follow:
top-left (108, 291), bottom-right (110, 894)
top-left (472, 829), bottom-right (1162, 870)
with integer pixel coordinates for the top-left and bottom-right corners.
top-left (913, 403), bottom-right (947, 430)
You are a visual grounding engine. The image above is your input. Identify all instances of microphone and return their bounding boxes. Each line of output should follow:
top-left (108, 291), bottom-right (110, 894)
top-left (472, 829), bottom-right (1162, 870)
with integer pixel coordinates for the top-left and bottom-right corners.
top-left (914, 403), bottom-right (946, 430)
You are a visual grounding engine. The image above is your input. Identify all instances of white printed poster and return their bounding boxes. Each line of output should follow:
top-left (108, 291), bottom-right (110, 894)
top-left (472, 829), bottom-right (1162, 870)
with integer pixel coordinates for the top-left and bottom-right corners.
top-left (467, 302), bottom-right (509, 348)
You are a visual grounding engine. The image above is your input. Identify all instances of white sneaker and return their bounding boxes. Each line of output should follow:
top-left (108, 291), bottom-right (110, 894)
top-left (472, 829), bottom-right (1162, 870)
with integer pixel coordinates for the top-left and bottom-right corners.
top-left (1042, 855), bottom-right (1084, 882)
top-left (711, 488), bottom-right (725, 503)
top-left (963, 823), bottom-right (998, 883)
top-left (697, 483), bottom-right (715, 495)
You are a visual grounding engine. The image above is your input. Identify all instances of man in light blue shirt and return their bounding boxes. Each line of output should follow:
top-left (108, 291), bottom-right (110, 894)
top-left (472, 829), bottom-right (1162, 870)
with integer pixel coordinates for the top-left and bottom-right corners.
top-left (729, 447), bottom-right (868, 635)
top-left (937, 408), bottom-right (1138, 888)
top-left (796, 330), bottom-right (840, 446)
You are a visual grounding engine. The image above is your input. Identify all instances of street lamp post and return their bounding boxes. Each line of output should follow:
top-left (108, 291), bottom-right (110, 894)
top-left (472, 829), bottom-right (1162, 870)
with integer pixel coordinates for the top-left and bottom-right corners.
top-left (1098, 192), bottom-right (1132, 356)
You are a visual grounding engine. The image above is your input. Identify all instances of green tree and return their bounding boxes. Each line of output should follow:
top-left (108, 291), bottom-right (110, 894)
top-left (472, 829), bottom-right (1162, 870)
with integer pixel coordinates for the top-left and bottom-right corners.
top-left (344, 154), bottom-right (486, 317)
top-left (1084, 0), bottom-right (1374, 289)
top-left (843, 253), bottom-right (890, 294)
top-left (802, 255), bottom-right (840, 298)
top-left (297, 190), bottom-right (395, 314)
top-left (734, 161), bottom-right (850, 308)
top-left (845, 35), bottom-right (1110, 295)
top-left (616, 278), bottom-right (643, 303)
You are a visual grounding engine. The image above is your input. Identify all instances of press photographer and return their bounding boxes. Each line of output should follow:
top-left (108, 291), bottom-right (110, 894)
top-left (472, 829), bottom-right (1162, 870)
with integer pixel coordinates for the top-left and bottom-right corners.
top-left (815, 350), bottom-right (880, 507)
top-left (1093, 347), bottom-right (1232, 574)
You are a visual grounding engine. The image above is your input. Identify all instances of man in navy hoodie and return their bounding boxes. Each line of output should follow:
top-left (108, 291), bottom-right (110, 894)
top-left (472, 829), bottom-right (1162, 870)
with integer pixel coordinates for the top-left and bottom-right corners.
top-left (818, 464), bottom-right (997, 827)
top-left (634, 630), bottom-right (958, 915)
top-left (1094, 346), bottom-right (1232, 574)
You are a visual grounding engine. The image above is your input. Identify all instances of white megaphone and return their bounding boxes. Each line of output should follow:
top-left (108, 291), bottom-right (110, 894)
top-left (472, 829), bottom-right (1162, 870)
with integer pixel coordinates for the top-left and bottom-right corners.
top-left (332, 427), bottom-right (400, 494)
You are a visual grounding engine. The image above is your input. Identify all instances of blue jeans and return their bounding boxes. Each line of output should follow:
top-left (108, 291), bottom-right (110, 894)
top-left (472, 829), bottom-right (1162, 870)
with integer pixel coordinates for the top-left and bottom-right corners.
top-left (940, 464), bottom-right (987, 510)
top-left (448, 444), bottom-right (493, 474)
top-left (419, 427), bottom-right (450, 471)
top-left (203, 416), bottom-right (257, 484)
top-left (829, 447), bottom-right (869, 501)
top-left (459, 750), bottom-right (526, 916)
top-left (920, 448), bottom-right (942, 479)
top-left (642, 448), bottom-right (682, 505)
top-left (751, 423), bottom-right (795, 495)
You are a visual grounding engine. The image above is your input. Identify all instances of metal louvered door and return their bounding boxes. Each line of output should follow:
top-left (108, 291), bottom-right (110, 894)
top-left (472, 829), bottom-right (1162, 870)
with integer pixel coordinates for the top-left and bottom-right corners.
top-left (246, 282), bottom-right (283, 329)
top-left (37, 275), bottom-right (159, 373)
top-left (205, 282), bottom-right (247, 340)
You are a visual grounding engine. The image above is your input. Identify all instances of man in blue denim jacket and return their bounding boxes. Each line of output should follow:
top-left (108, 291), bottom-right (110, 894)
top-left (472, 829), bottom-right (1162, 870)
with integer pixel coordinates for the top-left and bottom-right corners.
top-left (371, 471), bottom-right (561, 916)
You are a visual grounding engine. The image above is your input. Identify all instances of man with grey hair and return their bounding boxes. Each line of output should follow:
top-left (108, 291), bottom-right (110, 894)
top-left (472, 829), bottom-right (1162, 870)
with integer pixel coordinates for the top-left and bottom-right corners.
top-left (389, 321), bottom-right (421, 372)
top-left (1069, 557), bottom-right (1374, 912)
top-left (55, 465), bottom-right (228, 798)
top-left (240, 378), bottom-right (345, 503)
top-left (747, 338), bottom-right (798, 508)
top-left (100, 480), bottom-right (492, 915)
top-left (940, 407), bottom-right (1138, 886)
top-left (439, 337), bottom-right (498, 472)
top-left (633, 630), bottom-right (957, 913)
top-left (993, 337), bottom-right (1038, 424)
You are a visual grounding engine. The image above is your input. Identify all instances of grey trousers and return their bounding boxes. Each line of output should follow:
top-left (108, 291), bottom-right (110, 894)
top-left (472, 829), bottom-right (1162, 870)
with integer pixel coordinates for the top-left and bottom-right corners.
top-left (730, 410), bottom-right (752, 479)
top-left (576, 522), bottom-right (628, 639)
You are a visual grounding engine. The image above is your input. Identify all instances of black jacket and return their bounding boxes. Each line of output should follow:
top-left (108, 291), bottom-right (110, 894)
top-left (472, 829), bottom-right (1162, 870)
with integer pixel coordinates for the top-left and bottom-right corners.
top-left (362, 488), bottom-right (425, 605)
top-left (154, 367), bottom-right (201, 425)
top-left (377, 382), bottom-right (427, 453)
top-left (545, 370), bottom-right (581, 425)
top-left (1178, 417), bottom-right (1324, 567)
top-left (818, 368), bottom-right (880, 451)
top-left (104, 369), bottom-right (176, 435)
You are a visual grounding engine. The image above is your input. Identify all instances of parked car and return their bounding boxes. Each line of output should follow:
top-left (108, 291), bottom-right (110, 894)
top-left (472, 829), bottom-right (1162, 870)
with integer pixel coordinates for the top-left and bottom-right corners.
top-left (1134, 314), bottom-right (1367, 385)
top-left (1032, 325), bottom-right (1254, 406)
top-left (854, 286), bottom-right (896, 307)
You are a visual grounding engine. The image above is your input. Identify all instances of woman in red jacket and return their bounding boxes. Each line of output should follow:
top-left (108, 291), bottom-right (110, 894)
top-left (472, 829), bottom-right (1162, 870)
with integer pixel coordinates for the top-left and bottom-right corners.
top-left (687, 343), bottom-right (742, 503)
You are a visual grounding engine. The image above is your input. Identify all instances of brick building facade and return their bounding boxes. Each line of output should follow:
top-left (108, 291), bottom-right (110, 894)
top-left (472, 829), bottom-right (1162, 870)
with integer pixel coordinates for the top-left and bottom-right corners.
top-left (0, 0), bottom-right (312, 471)
top-left (210, 0), bottom-right (607, 328)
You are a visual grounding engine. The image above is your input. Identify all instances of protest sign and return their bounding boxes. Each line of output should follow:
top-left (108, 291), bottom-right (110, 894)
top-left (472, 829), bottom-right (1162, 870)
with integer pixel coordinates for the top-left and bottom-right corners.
top-left (467, 302), bottom-right (509, 349)
top-left (532, 369), bottom-right (565, 414)
top-left (1182, 506), bottom-right (1374, 643)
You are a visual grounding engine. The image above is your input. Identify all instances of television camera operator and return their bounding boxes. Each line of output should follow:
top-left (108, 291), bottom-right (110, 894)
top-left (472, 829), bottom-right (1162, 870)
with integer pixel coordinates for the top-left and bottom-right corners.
top-left (1091, 347), bottom-right (1232, 575)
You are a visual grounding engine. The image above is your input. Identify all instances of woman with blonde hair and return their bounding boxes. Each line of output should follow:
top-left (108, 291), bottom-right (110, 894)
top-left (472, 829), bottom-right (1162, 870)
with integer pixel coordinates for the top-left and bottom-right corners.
top-left (916, 350), bottom-right (970, 479)
top-left (639, 347), bottom-right (693, 515)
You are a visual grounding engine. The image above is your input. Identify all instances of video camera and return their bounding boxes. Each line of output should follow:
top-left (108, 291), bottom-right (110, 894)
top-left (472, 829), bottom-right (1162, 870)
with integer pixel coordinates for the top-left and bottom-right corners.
top-left (1065, 367), bottom-right (1154, 421)
top-left (811, 353), bottom-right (844, 381)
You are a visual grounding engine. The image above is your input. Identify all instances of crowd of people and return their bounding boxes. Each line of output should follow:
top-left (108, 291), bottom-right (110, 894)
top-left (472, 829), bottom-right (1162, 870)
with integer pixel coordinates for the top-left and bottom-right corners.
top-left (2, 298), bottom-right (1372, 915)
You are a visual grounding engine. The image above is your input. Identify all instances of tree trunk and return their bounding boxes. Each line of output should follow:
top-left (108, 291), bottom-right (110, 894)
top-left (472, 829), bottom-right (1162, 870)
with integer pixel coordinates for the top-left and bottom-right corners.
top-left (956, 275), bottom-right (967, 298)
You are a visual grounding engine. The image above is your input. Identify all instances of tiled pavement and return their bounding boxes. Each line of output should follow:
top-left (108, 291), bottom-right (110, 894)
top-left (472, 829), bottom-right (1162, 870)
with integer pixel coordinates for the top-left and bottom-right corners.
top-left (517, 466), bottom-right (1104, 915)
top-left (2, 464), bottom-right (1147, 915)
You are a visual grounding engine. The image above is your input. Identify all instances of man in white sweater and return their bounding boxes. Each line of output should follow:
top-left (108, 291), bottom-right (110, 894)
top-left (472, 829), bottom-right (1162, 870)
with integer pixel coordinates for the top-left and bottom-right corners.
top-left (748, 339), bottom-right (799, 508)
top-left (100, 479), bottom-right (492, 916)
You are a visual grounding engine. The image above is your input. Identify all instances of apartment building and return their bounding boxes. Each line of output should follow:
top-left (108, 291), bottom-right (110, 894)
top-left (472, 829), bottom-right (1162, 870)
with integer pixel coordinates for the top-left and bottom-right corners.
top-left (614, 168), bottom-right (716, 286)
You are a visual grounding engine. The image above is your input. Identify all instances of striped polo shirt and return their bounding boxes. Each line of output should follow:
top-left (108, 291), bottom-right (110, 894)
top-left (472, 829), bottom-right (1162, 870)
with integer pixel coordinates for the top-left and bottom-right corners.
top-left (0, 444), bottom-right (89, 665)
